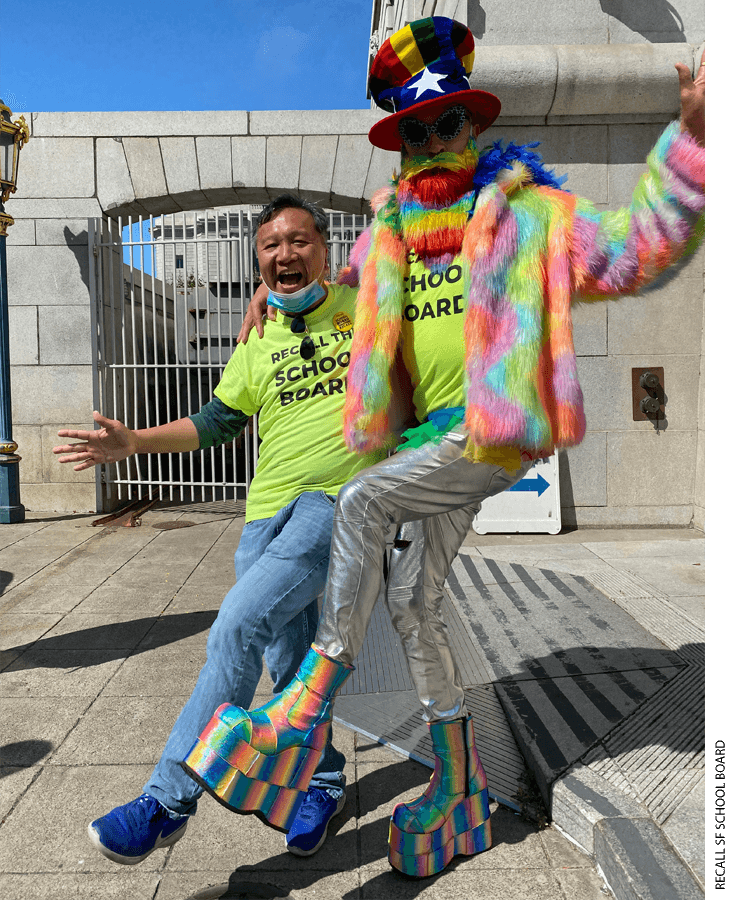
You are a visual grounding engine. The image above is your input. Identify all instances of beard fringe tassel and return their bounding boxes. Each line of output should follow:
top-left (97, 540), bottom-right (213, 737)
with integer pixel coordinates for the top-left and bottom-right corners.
top-left (396, 139), bottom-right (480, 271)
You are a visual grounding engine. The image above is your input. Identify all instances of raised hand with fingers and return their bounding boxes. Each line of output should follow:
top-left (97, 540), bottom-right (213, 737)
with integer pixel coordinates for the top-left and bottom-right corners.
top-left (237, 281), bottom-right (276, 343)
top-left (53, 411), bottom-right (137, 471)
top-left (675, 48), bottom-right (705, 146)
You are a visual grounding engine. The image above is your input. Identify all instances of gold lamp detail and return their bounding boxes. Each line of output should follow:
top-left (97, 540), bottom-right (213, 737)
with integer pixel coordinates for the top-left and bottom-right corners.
top-left (0, 102), bottom-right (30, 236)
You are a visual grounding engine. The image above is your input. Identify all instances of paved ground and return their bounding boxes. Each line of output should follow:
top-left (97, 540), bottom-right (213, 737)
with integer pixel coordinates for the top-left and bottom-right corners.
top-left (0, 505), bottom-right (704, 899)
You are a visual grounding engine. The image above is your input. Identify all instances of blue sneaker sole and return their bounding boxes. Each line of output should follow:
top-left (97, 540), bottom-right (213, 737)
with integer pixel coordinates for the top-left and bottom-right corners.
top-left (87, 818), bottom-right (188, 865)
top-left (285, 792), bottom-right (346, 857)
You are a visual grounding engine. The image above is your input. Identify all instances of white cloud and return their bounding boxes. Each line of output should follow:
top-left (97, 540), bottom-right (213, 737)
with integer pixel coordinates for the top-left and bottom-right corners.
top-left (258, 25), bottom-right (309, 57)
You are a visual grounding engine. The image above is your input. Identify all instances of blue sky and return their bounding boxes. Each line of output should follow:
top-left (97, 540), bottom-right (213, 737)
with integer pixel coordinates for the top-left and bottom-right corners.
top-left (2, 0), bottom-right (374, 112)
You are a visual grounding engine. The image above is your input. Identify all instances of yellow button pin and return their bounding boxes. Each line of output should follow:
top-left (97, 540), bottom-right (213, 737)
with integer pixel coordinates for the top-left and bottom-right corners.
top-left (332, 311), bottom-right (353, 333)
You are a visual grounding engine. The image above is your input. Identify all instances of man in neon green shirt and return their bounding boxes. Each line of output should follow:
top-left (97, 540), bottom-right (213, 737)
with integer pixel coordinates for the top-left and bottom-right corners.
top-left (53, 195), bottom-right (385, 863)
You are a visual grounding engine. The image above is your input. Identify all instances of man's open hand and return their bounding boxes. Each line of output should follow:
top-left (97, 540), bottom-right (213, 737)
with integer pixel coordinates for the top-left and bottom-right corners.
top-left (53, 411), bottom-right (137, 471)
top-left (676, 48), bottom-right (705, 146)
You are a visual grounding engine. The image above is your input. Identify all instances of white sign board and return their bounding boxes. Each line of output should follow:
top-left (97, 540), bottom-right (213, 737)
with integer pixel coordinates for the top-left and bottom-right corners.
top-left (473, 451), bottom-right (562, 535)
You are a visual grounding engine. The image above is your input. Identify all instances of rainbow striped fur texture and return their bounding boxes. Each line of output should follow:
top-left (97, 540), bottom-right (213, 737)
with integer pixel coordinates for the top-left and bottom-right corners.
top-left (340, 122), bottom-right (705, 458)
top-left (181, 646), bottom-right (352, 831)
top-left (388, 715), bottom-right (492, 877)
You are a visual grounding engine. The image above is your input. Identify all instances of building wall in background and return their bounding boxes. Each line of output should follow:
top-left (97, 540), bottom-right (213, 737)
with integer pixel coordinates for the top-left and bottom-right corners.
top-left (6, 0), bottom-right (705, 526)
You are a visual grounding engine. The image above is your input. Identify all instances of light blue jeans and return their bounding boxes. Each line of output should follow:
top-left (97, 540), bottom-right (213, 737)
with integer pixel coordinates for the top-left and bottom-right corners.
top-left (143, 490), bottom-right (347, 816)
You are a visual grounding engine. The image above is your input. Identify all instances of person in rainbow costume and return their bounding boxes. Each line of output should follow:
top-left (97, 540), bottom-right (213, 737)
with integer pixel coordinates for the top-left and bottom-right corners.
top-left (183, 16), bottom-right (705, 878)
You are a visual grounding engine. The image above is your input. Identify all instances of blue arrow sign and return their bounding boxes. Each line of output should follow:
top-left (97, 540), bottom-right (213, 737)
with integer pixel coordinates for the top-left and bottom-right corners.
top-left (508, 473), bottom-right (550, 497)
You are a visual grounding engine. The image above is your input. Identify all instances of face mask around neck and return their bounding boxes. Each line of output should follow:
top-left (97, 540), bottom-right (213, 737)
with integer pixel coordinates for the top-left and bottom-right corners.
top-left (267, 279), bottom-right (326, 315)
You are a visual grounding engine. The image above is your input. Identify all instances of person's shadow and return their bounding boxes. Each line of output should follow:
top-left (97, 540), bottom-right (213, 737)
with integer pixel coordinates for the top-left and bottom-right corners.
top-left (599, 0), bottom-right (688, 42)
top-left (0, 740), bottom-right (54, 769)
top-left (0, 611), bottom-right (218, 673)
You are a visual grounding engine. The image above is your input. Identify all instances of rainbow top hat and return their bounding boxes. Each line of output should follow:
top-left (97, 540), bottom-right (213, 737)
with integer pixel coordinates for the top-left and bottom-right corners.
top-left (368, 16), bottom-right (501, 152)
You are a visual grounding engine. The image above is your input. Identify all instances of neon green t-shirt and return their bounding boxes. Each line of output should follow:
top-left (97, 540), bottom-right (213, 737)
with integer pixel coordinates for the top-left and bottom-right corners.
top-left (399, 250), bottom-right (521, 471)
top-left (215, 284), bottom-right (384, 522)
top-left (400, 250), bottom-right (467, 423)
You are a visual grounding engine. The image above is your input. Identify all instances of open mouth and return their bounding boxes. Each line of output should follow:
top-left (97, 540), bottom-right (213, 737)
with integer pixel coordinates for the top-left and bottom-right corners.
top-left (276, 271), bottom-right (304, 292)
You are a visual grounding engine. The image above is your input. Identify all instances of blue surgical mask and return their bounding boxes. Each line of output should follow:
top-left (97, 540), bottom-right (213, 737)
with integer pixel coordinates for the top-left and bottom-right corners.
top-left (267, 279), bottom-right (326, 315)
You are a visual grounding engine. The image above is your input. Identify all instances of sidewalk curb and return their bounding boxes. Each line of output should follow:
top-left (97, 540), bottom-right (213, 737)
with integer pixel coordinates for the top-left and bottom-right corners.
top-left (551, 767), bottom-right (703, 899)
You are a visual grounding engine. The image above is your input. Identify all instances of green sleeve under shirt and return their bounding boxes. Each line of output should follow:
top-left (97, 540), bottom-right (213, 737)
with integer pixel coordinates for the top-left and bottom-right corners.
top-left (189, 396), bottom-right (250, 449)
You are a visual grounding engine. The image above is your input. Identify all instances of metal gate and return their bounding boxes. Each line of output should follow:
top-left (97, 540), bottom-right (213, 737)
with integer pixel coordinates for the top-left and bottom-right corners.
top-left (89, 206), bottom-right (368, 512)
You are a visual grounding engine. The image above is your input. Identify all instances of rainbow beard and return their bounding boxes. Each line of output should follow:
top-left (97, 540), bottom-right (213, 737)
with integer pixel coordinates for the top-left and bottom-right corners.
top-left (395, 139), bottom-right (479, 272)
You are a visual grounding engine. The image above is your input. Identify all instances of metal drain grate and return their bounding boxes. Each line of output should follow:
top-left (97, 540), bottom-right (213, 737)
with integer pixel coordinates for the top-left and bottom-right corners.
top-left (335, 684), bottom-right (527, 812)
top-left (340, 587), bottom-right (493, 698)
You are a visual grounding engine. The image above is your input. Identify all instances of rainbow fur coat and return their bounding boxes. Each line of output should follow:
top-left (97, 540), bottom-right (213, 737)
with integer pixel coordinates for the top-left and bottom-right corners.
top-left (340, 122), bottom-right (705, 459)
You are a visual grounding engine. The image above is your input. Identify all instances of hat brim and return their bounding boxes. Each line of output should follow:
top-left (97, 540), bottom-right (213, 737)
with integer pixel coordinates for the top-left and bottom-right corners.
top-left (368, 89), bottom-right (501, 152)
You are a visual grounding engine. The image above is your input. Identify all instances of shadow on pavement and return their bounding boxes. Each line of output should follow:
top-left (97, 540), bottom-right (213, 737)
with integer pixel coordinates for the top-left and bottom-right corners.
top-left (493, 641), bottom-right (704, 808)
top-left (0, 740), bottom-right (55, 769)
top-left (1, 611), bottom-right (218, 669)
top-left (198, 767), bottom-right (534, 898)
top-left (0, 569), bottom-right (13, 595)
top-left (185, 882), bottom-right (291, 900)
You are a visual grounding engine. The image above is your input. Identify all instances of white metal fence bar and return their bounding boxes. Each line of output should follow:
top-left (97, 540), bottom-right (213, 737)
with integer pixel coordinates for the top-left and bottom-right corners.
top-left (90, 205), bottom-right (369, 511)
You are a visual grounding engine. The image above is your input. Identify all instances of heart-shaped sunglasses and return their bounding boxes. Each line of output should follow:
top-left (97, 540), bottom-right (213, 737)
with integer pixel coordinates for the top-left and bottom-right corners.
top-left (398, 105), bottom-right (469, 150)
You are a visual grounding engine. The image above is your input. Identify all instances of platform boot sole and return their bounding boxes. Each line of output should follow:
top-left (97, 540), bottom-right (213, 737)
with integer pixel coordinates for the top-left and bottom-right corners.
top-left (388, 787), bottom-right (492, 877)
top-left (181, 708), bottom-right (331, 832)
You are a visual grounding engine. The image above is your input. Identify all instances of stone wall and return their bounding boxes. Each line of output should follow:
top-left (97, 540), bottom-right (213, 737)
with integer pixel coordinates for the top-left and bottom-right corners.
top-left (5, 35), bottom-right (705, 526)
top-left (370, 0), bottom-right (705, 48)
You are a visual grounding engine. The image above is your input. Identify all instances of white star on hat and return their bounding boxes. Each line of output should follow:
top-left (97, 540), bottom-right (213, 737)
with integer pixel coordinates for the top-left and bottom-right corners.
top-left (410, 67), bottom-right (447, 99)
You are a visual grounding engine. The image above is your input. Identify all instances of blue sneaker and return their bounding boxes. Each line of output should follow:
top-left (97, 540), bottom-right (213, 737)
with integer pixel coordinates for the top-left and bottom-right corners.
top-left (87, 793), bottom-right (189, 865)
top-left (285, 787), bottom-right (346, 856)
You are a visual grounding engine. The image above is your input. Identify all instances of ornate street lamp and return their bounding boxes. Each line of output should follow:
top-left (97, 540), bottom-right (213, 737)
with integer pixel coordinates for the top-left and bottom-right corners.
top-left (0, 101), bottom-right (30, 523)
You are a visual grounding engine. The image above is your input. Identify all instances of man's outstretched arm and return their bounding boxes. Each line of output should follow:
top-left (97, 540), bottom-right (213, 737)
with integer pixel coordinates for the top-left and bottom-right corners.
top-left (53, 412), bottom-right (201, 472)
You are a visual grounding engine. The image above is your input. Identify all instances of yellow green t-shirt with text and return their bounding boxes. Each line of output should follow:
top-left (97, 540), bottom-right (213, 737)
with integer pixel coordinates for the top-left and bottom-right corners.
top-left (399, 250), bottom-right (521, 471)
top-left (215, 284), bottom-right (384, 521)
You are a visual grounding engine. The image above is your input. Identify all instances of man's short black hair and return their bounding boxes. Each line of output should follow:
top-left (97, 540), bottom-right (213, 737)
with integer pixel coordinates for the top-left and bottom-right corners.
top-left (256, 194), bottom-right (329, 241)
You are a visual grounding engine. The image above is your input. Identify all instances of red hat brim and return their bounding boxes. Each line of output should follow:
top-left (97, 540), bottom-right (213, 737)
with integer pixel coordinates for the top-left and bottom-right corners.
top-left (368, 89), bottom-right (501, 152)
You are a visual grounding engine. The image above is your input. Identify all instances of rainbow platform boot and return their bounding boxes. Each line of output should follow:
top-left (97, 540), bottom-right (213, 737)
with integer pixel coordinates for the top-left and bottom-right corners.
top-left (388, 715), bottom-right (492, 876)
top-left (181, 645), bottom-right (352, 831)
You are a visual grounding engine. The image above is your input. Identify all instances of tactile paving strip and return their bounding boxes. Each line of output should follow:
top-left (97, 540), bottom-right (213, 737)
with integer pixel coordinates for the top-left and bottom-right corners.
top-left (581, 570), bottom-right (704, 666)
top-left (581, 649), bottom-right (704, 824)
top-left (576, 564), bottom-right (705, 823)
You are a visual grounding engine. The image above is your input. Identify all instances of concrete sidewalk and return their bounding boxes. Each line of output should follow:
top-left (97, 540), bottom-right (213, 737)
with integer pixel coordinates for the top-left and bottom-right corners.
top-left (0, 505), bottom-right (703, 899)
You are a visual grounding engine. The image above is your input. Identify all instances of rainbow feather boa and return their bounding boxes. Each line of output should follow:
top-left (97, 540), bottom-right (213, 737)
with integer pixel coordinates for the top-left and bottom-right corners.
top-left (341, 124), bottom-right (704, 458)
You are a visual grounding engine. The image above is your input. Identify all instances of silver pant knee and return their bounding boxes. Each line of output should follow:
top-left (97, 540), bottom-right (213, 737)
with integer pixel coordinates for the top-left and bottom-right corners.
top-left (314, 431), bottom-right (532, 718)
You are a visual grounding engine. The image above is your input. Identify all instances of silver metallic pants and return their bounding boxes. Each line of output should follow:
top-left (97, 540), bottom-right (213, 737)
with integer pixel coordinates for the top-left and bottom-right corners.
top-left (315, 429), bottom-right (532, 721)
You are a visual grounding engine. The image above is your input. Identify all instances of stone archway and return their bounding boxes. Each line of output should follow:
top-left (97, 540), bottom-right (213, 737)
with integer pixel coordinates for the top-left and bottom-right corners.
top-left (6, 109), bottom-right (396, 512)
top-left (94, 109), bottom-right (393, 219)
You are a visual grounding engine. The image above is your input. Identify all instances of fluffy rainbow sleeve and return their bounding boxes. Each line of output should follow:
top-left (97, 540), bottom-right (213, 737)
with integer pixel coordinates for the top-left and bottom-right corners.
top-left (343, 208), bottom-right (407, 452)
top-left (571, 122), bottom-right (705, 299)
